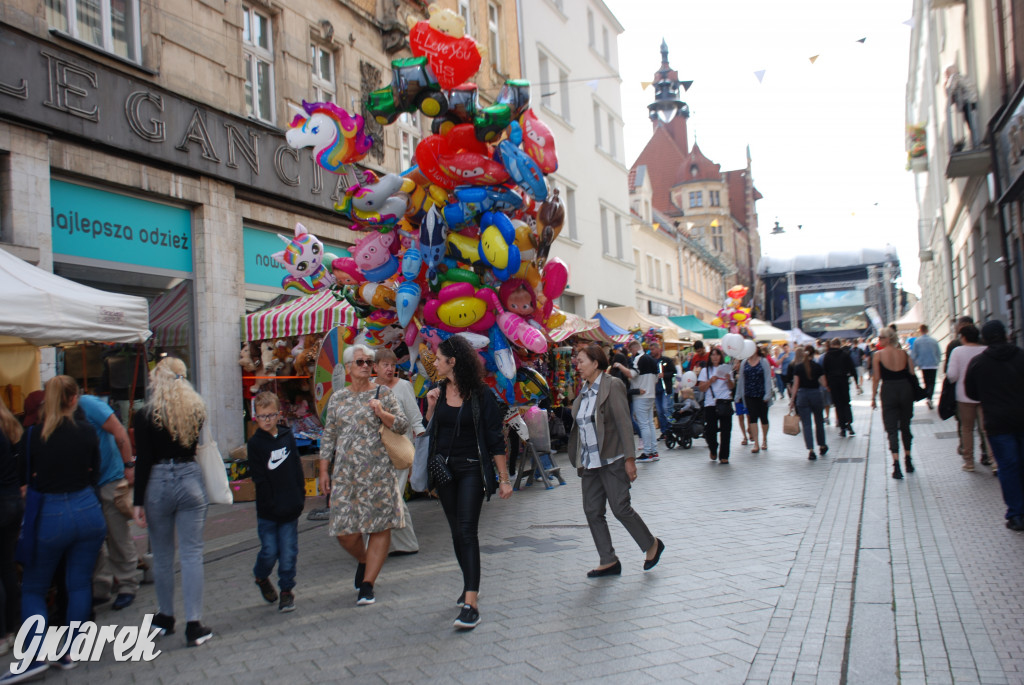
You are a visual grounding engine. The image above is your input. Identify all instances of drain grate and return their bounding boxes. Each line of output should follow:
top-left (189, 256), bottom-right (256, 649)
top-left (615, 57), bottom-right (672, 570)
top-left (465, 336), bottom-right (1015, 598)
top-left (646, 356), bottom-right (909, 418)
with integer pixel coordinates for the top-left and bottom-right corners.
top-left (834, 457), bottom-right (865, 463)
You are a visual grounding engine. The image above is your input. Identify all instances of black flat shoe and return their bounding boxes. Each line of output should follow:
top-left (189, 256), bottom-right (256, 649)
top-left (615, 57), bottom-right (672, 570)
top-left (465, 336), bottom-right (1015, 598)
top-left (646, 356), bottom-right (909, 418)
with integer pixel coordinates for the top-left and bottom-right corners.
top-left (808, 451), bottom-right (817, 461)
top-left (644, 539), bottom-right (665, 571)
top-left (586, 560), bottom-right (622, 578)
top-left (904, 456), bottom-right (915, 474)
top-left (819, 445), bottom-right (829, 457)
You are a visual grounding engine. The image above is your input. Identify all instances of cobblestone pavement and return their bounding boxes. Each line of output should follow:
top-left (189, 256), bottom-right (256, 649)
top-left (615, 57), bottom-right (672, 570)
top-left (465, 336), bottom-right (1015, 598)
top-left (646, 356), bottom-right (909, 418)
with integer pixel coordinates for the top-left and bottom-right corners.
top-left (26, 396), bottom-right (1024, 684)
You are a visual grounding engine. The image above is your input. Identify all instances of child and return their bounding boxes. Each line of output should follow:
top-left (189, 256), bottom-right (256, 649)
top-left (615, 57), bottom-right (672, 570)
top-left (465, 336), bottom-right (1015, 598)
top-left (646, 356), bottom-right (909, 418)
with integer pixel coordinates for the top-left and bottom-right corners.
top-left (248, 392), bottom-right (305, 613)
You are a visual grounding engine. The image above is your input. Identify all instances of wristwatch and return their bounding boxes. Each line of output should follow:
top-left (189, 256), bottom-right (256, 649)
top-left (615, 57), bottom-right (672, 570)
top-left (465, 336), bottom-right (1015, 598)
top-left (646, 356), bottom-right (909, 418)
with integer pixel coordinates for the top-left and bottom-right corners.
top-left (123, 462), bottom-right (136, 468)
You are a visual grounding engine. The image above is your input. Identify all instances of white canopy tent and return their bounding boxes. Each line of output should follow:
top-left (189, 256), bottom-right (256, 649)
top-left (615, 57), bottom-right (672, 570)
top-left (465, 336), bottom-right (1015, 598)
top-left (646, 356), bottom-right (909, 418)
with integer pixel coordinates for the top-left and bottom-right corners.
top-left (748, 318), bottom-right (789, 343)
top-left (892, 300), bottom-right (923, 333)
top-left (0, 247), bottom-right (151, 346)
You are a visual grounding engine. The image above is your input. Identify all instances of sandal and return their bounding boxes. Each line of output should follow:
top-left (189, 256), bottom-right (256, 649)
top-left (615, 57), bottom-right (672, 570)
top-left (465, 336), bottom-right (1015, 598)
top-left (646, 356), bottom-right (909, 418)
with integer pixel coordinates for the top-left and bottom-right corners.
top-left (761, 441), bottom-right (767, 450)
top-left (751, 446), bottom-right (760, 454)
top-left (740, 439), bottom-right (749, 446)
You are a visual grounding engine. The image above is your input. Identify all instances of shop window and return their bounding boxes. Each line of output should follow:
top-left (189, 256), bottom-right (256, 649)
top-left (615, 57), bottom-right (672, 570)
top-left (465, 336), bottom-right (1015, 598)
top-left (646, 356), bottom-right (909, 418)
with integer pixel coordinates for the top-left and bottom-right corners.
top-left (46, 0), bottom-right (141, 63)
top-left (243, 5), bottom-right (275, 123)
top-left (310, 43), bottom-right (335, 103)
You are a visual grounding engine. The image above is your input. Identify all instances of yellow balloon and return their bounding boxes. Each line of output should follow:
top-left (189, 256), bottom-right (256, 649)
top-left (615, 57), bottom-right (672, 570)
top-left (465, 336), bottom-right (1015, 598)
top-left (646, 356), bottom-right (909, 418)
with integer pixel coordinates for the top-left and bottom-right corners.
top-left (479, 226), bottom-right (510, 269)
top-left (437, 296), bottom-right (487, 328)
top-left (446, 233), bottom-right (481, 264)
top-left (545, 311), bottom-right (566, 329)
top-left (710, 317), bottom-right (723, 327)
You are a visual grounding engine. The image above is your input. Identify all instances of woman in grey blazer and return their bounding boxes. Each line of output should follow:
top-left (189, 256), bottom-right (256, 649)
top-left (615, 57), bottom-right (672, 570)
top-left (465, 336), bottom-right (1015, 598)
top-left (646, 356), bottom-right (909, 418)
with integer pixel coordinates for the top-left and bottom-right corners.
top-left (568, 344), bottom-right (664, 577)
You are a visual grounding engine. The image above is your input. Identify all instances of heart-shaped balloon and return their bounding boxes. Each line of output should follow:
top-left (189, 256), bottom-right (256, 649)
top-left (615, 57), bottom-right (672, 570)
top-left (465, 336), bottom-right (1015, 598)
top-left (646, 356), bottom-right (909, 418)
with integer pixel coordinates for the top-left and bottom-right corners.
top-left (409, 22), bottom-right (482, 90)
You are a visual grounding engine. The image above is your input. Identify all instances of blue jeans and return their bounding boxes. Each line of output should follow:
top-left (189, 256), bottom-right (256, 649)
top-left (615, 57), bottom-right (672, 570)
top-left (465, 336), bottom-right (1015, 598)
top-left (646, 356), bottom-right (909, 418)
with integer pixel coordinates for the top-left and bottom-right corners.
top-left (145, 462), bottom-right (208, 622)
top-left (795, 388), bottom-right (826, 450)
top-left (21, 487), bottom-right (106, 654)
top-left (775, 373), bottom-right (787, 396)
top-left (986, 432), bottom-right (1024, 520)
top-left (654, 386), bottom-right (672, 436)
top-left (254, 518), bottom-right (298, 591)
top-left (632, 396), bottom-right (657, 455)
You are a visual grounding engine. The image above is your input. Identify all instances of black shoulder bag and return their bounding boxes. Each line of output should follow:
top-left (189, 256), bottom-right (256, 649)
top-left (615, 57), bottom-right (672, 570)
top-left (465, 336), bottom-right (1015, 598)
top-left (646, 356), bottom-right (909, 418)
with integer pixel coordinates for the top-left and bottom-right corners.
top-left (427, 386), bottom-right (455, 489)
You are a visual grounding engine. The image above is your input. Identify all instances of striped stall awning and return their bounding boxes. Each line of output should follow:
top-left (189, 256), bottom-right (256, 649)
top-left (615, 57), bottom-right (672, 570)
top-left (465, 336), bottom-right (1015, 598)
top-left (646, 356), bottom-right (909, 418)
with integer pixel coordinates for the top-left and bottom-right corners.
top-left (148, 281), bottom-right (192, 349)
top-left (243, 290), bottom-right (357, 342)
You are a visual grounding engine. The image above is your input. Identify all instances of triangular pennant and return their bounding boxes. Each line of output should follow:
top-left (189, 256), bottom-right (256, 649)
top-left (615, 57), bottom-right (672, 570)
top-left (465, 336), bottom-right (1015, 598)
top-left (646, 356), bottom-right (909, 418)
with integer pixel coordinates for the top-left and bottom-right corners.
top-left (586, 79), bottom-right (599, 92)
top-left (681, 80), bottom-right (693, 91)
top-left (903, 18), bottom-right (914, 27)
top-left (754, 69), bottom-right (766, 83)
top-left (856, 37), bottom-right (866, 43)
top-left (641, 81), bottom-right (652, 90)
top-left (809, 55), bottom-right (819, 64)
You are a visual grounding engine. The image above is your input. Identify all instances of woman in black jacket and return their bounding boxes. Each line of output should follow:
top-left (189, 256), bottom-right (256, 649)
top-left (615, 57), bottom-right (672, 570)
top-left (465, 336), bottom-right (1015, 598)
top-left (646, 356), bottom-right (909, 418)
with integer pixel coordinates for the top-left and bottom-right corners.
top-left (424, 335), bottom-right (512, 631)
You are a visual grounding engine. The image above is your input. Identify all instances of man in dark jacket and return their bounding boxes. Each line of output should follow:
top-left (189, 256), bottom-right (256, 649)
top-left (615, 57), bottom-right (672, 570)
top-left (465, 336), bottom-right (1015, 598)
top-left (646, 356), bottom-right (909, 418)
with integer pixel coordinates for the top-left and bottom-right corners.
top-left (822, 339), bottom-right (858, 437)
top-left (963, 320), bottom-right (1024, 531)
top-left (248, 392), bottom-right (306, 611)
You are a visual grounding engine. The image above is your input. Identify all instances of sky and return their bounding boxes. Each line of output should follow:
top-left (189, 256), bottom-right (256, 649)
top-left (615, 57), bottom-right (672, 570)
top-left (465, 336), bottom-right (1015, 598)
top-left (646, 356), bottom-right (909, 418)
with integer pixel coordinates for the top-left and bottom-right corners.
top-left (602, 0), bottom-right (920, 294)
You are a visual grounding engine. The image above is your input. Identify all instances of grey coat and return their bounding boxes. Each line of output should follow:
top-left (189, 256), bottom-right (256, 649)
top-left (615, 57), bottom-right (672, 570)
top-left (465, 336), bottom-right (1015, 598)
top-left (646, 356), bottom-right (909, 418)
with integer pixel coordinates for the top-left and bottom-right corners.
top-left (567, 374), bottom-right (635, 476)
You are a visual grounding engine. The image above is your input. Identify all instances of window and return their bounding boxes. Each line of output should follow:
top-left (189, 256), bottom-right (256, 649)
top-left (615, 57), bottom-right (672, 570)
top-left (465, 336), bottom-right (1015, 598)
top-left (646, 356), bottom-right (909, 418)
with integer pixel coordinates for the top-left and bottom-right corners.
top-left (600, 207), bottom-right (610, 255)
top-left (397, 113), bottom-right (421, 173)
top-left (711, 222), bottom-right (724, 251)
top-left (243, 5), bottom-right (275, 122)
top-left (593, 103), bottom-right (602, 148)
top-left (310, 44), bottom-right (335, 103)
top-left (564, 186), bottom-right (577, 240)
top-left (633, 249), bottom-right (641, 282)
top-left (646, 255), bottom-right (655, 286)
top-left (614, 214), bottom-right (623, 258)
top-left (666, 264), bottom-right (673, 294)
top-left (602, 25), bottom-right (610, 63)
top-left (458, 0), bottom-right (471, 33)
top-left (689, 191), bottom-right (702, 208)
top-left (709, 190), bottom-right (720, 206)
top-left (488, 2), bottom-right (502, 73)
top-left (654, 259), bottom-right (662, 290)
top-left (607, 113), bottom-right (617, 158)
top-left (538, 53), bottom-right (551, 109)
top-left (587, 9), bottom-right (595, 47)
top-left (559, 68), bottom-right (570, 121)
top-left (46, 0), bottom-right (141, 62)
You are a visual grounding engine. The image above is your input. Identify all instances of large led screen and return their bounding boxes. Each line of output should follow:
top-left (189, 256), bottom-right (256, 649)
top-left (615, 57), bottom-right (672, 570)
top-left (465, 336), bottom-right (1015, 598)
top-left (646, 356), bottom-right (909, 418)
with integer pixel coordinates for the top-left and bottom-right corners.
top-left (799, 290), bottom-right (868, 332)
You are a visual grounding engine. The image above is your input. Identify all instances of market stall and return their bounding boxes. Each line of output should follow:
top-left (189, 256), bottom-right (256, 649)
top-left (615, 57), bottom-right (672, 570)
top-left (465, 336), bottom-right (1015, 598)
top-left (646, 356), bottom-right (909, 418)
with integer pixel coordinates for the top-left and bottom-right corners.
top-left (748, 318), bottom-right (790, 343)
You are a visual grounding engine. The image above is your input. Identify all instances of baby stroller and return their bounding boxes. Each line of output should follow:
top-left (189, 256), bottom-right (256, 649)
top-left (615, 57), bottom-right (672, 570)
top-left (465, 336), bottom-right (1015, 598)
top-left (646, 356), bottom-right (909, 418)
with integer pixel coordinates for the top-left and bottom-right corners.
top-left (664, 397), bottom-right (704, 450)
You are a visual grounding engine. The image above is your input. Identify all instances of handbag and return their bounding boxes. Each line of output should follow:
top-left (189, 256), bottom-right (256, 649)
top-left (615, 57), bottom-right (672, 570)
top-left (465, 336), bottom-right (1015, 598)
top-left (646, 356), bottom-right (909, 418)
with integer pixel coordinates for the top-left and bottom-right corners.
top-left (783, 411), bottom-right (802, 436)
top-left (196, 440), bottom-right (233, 505)
top-left (375, 387), bottom-right (414, 470)
top-left (427, 452), bottom-right (453, 489)
top-left (938, 378), bottom-right (957, 421)
top-left (15, 427), bottom-right (42, 565)
top-left (715, 399), bottom-right (734, 419)
top-left (906, 368), bottom-right (928, 402)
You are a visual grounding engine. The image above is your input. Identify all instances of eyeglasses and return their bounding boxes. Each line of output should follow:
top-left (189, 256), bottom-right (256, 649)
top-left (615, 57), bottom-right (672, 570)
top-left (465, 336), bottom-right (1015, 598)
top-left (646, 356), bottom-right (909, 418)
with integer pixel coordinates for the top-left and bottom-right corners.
top-left (351, 359), bottom-right (371, 367)
top-left (255, 413), bottom-right (280, 420)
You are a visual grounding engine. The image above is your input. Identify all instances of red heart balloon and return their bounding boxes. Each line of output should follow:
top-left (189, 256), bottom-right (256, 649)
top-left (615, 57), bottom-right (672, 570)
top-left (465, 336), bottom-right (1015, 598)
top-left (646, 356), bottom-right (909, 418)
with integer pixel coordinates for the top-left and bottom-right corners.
top-left (409, 22), bottom-right (482, 90)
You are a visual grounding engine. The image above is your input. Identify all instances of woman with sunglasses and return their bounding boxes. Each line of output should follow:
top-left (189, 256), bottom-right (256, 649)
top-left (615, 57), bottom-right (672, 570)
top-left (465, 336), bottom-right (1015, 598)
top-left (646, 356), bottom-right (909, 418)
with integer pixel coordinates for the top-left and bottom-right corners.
top-left (318, 345), bottom-right (408, 607)
top-left (424, 334), bottom-right (512, 630)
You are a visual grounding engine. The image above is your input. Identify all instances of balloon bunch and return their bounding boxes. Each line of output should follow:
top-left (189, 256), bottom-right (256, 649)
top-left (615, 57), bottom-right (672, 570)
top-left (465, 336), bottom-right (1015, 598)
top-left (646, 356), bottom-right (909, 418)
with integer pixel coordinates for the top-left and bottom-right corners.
top-left (710, 284), bottom-right (752, 333)
top-left (281, 4), bottom-right (571, 406)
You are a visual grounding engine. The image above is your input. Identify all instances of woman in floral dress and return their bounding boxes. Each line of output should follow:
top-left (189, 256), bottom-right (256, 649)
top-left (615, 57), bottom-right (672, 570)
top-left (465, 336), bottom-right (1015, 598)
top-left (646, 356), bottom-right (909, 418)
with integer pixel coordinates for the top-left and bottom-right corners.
top-left (318, 344), bottom-right (408, 606)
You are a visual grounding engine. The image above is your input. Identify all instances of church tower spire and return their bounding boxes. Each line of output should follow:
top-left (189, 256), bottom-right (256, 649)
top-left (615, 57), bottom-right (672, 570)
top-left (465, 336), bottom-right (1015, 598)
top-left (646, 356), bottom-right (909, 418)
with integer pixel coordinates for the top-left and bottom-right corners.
top-left (647, 40), bottom-right (690, 151)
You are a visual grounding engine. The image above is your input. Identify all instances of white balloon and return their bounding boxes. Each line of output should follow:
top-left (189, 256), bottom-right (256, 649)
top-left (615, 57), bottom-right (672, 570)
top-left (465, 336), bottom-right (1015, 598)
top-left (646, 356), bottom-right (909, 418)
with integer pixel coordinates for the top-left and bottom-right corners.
top-left (736, 339), bottom-right (757, 360)
top-left (681, 370), bottom-right (697, 388)
top-left (721, 333), bottom-right (745, 358)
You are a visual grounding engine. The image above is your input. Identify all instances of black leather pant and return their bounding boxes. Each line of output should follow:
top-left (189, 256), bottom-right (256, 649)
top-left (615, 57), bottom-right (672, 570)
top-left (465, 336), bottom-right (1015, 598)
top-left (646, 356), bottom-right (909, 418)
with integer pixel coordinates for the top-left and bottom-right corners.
top-left (437, 456), bottom-right (485, 593)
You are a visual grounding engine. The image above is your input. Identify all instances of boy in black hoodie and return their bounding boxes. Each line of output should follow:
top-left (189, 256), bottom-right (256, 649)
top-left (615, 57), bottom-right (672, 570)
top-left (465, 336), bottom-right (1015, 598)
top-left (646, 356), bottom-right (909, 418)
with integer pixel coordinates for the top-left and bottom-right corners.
top-left (248, 392), bottom-right (306, 611)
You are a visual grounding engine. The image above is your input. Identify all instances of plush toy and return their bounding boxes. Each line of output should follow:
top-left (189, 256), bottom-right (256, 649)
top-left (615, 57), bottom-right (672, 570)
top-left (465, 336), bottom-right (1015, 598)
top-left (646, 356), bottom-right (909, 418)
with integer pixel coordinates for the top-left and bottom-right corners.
top-left (250, 341), bottom-right (282, 394)
top-left (238, 343), bottom-right (257, 373)
top-left (294, 334), bottom-right (320, 376)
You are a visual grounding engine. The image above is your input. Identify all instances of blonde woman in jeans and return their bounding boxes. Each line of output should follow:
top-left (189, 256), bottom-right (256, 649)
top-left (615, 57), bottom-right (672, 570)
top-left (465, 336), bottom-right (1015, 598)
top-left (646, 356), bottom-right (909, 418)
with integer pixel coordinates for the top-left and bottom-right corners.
top-left (132, 357), bottom-right (212, 647)
top-left (944, 324), bottom-right (992, 473)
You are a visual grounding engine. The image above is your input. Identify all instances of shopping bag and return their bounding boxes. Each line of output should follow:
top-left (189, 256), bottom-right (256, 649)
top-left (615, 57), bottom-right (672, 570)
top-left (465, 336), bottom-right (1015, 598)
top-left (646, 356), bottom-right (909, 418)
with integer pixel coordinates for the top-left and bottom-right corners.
top-left (410, 434), bottom-right (430, 492)
top-left (197, 441), bottom-right (233, 505)
top-left (938, 379), bottom-right (957, 421)
top-left (782, 411), bottom-right (801, 436)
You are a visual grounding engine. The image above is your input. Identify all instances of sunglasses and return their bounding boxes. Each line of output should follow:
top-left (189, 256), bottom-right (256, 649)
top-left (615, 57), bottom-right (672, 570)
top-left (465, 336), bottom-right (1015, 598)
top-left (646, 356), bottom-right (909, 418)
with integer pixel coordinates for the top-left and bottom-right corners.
top-left (255, 413), bottom-right (279, 420)
top-left (351, 359), bottom-right (371, 367)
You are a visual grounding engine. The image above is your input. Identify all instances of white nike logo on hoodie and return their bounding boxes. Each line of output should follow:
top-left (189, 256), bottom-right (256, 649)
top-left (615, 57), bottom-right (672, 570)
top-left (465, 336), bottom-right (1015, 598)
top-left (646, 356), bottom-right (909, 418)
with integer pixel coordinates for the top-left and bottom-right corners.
top-left (268, 446), bottom-right (289, 470)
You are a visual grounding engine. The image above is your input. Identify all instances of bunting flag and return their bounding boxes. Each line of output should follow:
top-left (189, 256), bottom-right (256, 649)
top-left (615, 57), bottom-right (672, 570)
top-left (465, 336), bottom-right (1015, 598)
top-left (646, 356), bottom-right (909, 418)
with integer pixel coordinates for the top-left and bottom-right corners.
top-left (856, 37), bottom-right (867, 43)
top-left (754, 70), bottom-right (766, 84)
top-left (641, 81), bottom-right (652, 90)
top-left (903, 18), bottom-right (914, 27)
top-left (681, 80), bottom-right (693, 91)
top-left (809, 55), bottom-right (819, 64)
top-left (587, 79), bottom-right (599, 92)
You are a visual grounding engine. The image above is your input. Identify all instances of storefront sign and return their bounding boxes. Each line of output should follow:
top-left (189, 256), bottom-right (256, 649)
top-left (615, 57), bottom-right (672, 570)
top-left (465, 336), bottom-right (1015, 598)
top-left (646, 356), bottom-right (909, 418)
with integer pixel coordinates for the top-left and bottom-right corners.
top-left (242, 226), bottom-right (350, 288)
top-left (995, 82), bottom-right (1024, 201)
top-left (0, 25), bottom-right (353, 215)
top-left (51, 180), bottom-right (193, 272)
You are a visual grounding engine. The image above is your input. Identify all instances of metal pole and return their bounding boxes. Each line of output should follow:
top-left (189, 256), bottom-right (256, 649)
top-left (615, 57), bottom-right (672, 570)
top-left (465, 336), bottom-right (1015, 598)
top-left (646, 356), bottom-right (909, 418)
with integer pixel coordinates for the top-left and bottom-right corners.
top-left (787, 271), bottom-right (798, 330)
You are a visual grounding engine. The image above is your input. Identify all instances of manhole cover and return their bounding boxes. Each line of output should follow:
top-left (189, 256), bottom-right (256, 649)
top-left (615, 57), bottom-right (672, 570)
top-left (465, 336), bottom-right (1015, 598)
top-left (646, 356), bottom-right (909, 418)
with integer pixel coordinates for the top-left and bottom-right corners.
top-left (934, 431), bottom-right (959, 439)
top-left (835, 457), bottom-right (865, 463)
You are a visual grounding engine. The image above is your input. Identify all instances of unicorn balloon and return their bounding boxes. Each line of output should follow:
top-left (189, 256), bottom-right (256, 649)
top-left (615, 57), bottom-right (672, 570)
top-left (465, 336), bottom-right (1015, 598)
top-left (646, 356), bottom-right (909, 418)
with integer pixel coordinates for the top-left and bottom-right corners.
top-left (286, 101), bottom-right (372, 172)
top-left (272, 223), bottom-right (338, 294)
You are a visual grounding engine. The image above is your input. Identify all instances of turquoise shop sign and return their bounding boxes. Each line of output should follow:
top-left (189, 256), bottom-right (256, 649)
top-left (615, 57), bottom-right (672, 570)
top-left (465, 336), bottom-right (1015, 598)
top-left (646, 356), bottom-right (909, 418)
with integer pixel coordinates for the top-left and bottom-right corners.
top-left (50, 180), bottom-right (193, 272)
top-left (243, 226), bottom-right (350, 288)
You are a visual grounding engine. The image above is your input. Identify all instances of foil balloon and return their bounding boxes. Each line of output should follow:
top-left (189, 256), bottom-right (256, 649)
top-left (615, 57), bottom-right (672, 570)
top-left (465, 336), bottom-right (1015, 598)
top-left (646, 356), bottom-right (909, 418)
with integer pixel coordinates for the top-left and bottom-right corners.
top-left (352, 231), bottom-right (399, 281)
top-left (334, 171), bottom-right (414, 228)
top-left (497, 311), bottom-right (547, 353)
top-left (423, 281), bottom-right (497, 333)
top-left (407, 7), bottom-right (483, 90)
top-left (478, 211), bottom-right (521, 281)
top-left (519, 108), bottom-right (558, 174)
top-left (396, 281), bottom-right (421, 327)
top-left (727, 284), bottom-right (749, 300)
top-left (419, 206), bottom-right (448, 280)
top-left (272, 223), bottom-right (337, 294)
top-left (488, 324), bottom-right (516, 380)
top-left (286, 101), bottom-right (372, 170)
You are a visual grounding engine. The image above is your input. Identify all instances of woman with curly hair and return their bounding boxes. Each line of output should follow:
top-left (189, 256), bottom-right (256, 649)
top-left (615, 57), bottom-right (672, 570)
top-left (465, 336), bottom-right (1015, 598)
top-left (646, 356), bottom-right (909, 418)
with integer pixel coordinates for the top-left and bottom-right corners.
top-left (132, 357), bottom-right (212, 647)
top-left (424, 334), bottom-right (512, 630)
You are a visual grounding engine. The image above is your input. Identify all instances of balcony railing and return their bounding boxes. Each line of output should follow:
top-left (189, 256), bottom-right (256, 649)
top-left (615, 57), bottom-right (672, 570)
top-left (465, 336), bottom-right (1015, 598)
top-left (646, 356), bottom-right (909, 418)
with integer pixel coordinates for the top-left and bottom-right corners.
top-left (945, 78), bottom-right (991, 178)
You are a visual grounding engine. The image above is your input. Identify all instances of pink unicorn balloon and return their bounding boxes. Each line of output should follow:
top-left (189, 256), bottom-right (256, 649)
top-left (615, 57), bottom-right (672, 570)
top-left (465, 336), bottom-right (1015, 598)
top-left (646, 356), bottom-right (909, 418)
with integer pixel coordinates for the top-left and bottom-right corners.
top-left (286, 101), bottom-right (372, 171)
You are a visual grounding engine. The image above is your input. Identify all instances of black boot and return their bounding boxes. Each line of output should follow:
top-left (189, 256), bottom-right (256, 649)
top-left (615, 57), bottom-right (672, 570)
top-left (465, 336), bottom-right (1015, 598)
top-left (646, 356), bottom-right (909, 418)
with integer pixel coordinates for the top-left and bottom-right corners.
top-left (904, 455), bottom-right (914, 474)
top-left (892, 460), bottom-right (904, 479)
